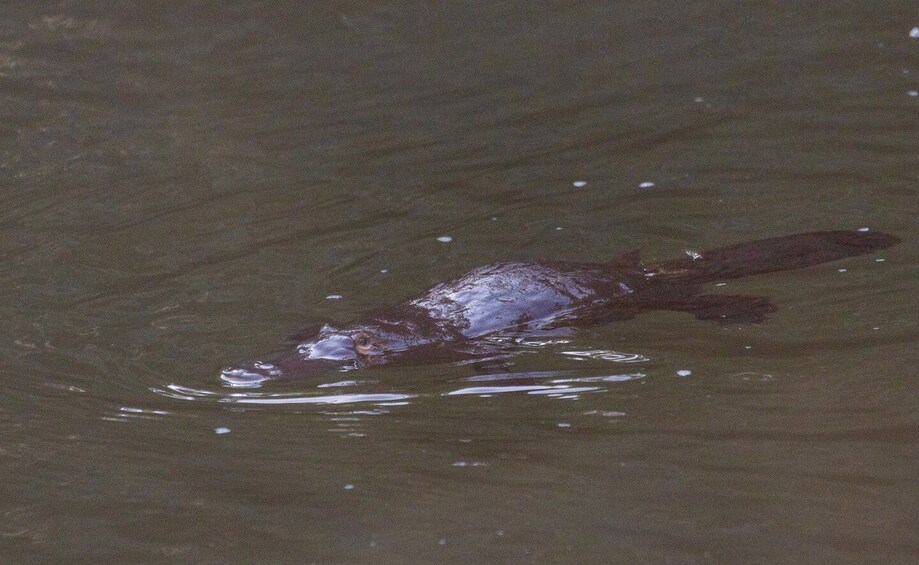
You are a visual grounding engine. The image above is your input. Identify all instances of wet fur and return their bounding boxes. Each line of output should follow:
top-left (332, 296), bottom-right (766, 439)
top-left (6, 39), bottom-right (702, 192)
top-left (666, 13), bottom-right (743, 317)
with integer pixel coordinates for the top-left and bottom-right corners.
top-left (221, 230), bottom-right (898, 384)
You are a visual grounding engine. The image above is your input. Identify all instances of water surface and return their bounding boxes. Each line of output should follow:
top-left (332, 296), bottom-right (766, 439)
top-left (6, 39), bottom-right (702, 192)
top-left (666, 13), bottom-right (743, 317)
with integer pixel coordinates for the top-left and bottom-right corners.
top-left (1, 2), bottom-right (917, 563)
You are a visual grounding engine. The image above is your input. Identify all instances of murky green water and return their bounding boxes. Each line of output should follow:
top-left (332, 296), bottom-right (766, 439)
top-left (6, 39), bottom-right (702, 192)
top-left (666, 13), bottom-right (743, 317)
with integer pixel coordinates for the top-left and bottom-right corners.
top-left (1, 2), bottom-right (917, 563)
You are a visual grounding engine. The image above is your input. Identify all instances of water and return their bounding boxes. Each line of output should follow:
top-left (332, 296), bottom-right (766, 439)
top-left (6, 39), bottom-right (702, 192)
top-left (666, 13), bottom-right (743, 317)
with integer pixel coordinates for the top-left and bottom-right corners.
top-left (2, 2), bottom-right (917, 562)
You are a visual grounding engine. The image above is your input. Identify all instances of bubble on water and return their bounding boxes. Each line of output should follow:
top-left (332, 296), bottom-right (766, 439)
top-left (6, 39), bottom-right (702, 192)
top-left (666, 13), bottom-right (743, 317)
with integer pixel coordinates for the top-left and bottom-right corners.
top-left (326, 294), bottom-right (343, 300)
top-left (875, 258), bottom-right (885, 262)
top-left (344, 483), bottom-right (354, 490)
top-left (379, 269), bottom-right (388, 273)
top-left (857, 227), bottom-right (870, 232)
top-left (639, 181), bottom-right (655, 188)
top-left (693, 96), bottom-right (704, 103)
top-left (908, 90), bottom-right (918, 97)
top-left (573, 180), bottom-right (587, 187)
top-left (215, 427), bottom-right (231, 434)
top-left (838, 268), bottom-right (847, 273)
top-left (910, 27), bottom-right (919, 38)
top-left (556, 226), bottom-right (563, 231)
top-left (557, 422), bottom-right (571, 428)
top-left (676, 369), bottom-right (692, 377)
top-left (436, 236), bottom-right (453, 243)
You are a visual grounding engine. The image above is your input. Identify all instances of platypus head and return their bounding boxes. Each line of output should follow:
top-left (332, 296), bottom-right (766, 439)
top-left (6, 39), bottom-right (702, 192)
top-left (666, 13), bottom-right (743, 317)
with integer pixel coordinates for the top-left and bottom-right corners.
top-left (219, 328), bottom-right (387, 387)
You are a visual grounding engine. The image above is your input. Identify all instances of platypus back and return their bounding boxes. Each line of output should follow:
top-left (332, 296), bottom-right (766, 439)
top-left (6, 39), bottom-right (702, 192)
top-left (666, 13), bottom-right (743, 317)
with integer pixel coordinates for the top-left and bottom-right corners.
top-left (650, 230), bottom-right (899, 284)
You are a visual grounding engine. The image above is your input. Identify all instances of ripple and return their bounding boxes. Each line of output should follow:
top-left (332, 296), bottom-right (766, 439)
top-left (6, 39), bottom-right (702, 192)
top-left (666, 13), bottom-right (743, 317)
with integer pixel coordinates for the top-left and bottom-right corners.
top-left (151, 383), bottom-right (416, 406)
top-left (317, 379), bottom-right (374, 388)
top-left (729, 372), bottom-right (775, 382)
top-left (228, 393), bottom-right (415, 405)
top-left (445, 384), bottom-right (601, 396)
top-left (514, 337), bottom-right (573, 347)
top-left (552, 373), bottom-right (646, 383)
top-left (462, 370), bottom-right (579, 382)
top-left (461, 370), bottom-right (645, 383)
top-left (156, 365), bottom-right (646, 407)
top-left (101, 406), bottom-right (172, 422)
top-left (560, 349), bottom-right (650, 363)
top-left (152, 383), bottom-right (220, 401)
top-left (444, 370), bottom-right (646, 400)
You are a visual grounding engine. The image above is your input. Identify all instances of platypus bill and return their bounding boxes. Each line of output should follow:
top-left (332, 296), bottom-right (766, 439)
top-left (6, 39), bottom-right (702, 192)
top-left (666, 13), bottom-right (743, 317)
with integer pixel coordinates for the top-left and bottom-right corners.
top-left (220, 230), bottom-right (898, 386)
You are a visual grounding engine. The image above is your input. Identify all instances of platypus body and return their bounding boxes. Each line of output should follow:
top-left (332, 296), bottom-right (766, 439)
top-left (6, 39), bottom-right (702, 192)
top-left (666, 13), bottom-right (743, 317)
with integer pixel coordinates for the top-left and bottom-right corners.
top-left (220, 230), bottom-right (898, 386)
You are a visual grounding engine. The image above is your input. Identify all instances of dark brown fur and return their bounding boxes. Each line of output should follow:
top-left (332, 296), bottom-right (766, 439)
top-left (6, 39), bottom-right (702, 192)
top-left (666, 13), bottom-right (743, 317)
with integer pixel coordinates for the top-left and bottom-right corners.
top-left (221, 230), bottom-right (898, 386)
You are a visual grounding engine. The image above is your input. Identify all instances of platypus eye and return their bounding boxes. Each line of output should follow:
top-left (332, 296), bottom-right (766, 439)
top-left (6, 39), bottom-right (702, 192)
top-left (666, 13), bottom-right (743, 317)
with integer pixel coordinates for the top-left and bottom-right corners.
top-left (353, 332), bottom-right (384, 356)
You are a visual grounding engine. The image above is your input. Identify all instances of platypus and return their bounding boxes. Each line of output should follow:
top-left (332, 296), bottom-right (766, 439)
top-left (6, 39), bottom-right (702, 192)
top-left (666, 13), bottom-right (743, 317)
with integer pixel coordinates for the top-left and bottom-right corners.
top-left (220, 230), bottom-right (898, 386)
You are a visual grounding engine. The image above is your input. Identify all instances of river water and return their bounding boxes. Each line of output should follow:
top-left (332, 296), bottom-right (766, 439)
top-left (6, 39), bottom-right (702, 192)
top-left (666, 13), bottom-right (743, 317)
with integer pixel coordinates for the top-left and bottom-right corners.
top-left (2, 2), bottom-right (917, 563)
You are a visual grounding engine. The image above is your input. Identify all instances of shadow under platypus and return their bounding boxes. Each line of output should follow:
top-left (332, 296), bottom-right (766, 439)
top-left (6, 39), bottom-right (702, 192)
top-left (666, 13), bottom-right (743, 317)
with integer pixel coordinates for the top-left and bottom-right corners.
top-left (220, 230), bottom-right (898, 386)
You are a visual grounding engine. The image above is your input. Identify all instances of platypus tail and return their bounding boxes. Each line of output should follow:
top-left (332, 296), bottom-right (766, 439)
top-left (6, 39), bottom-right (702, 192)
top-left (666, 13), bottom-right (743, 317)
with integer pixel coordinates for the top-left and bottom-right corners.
top-left (651, 230), bottom-right (899, 283)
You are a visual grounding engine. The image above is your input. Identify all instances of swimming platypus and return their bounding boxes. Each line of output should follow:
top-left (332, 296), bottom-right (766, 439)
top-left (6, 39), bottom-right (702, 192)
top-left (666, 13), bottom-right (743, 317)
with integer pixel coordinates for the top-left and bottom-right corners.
top-left (220, 230), bottom-right (898, 386)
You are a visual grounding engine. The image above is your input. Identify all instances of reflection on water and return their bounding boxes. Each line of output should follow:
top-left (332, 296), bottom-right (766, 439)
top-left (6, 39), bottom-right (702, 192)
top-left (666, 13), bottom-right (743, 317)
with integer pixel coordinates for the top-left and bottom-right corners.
top-left (560, 349), bottom-right (650, 363)
top-left (159, 342), bottom-right (650, 408)
top-left (233, 393), bottom-right (416, 406)
top-left (157, 366), bottom-right (646, 407)
top-left (101, 406), bottom-right (172, 423)
top-left (446, 385), bottom-right (602, 397)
